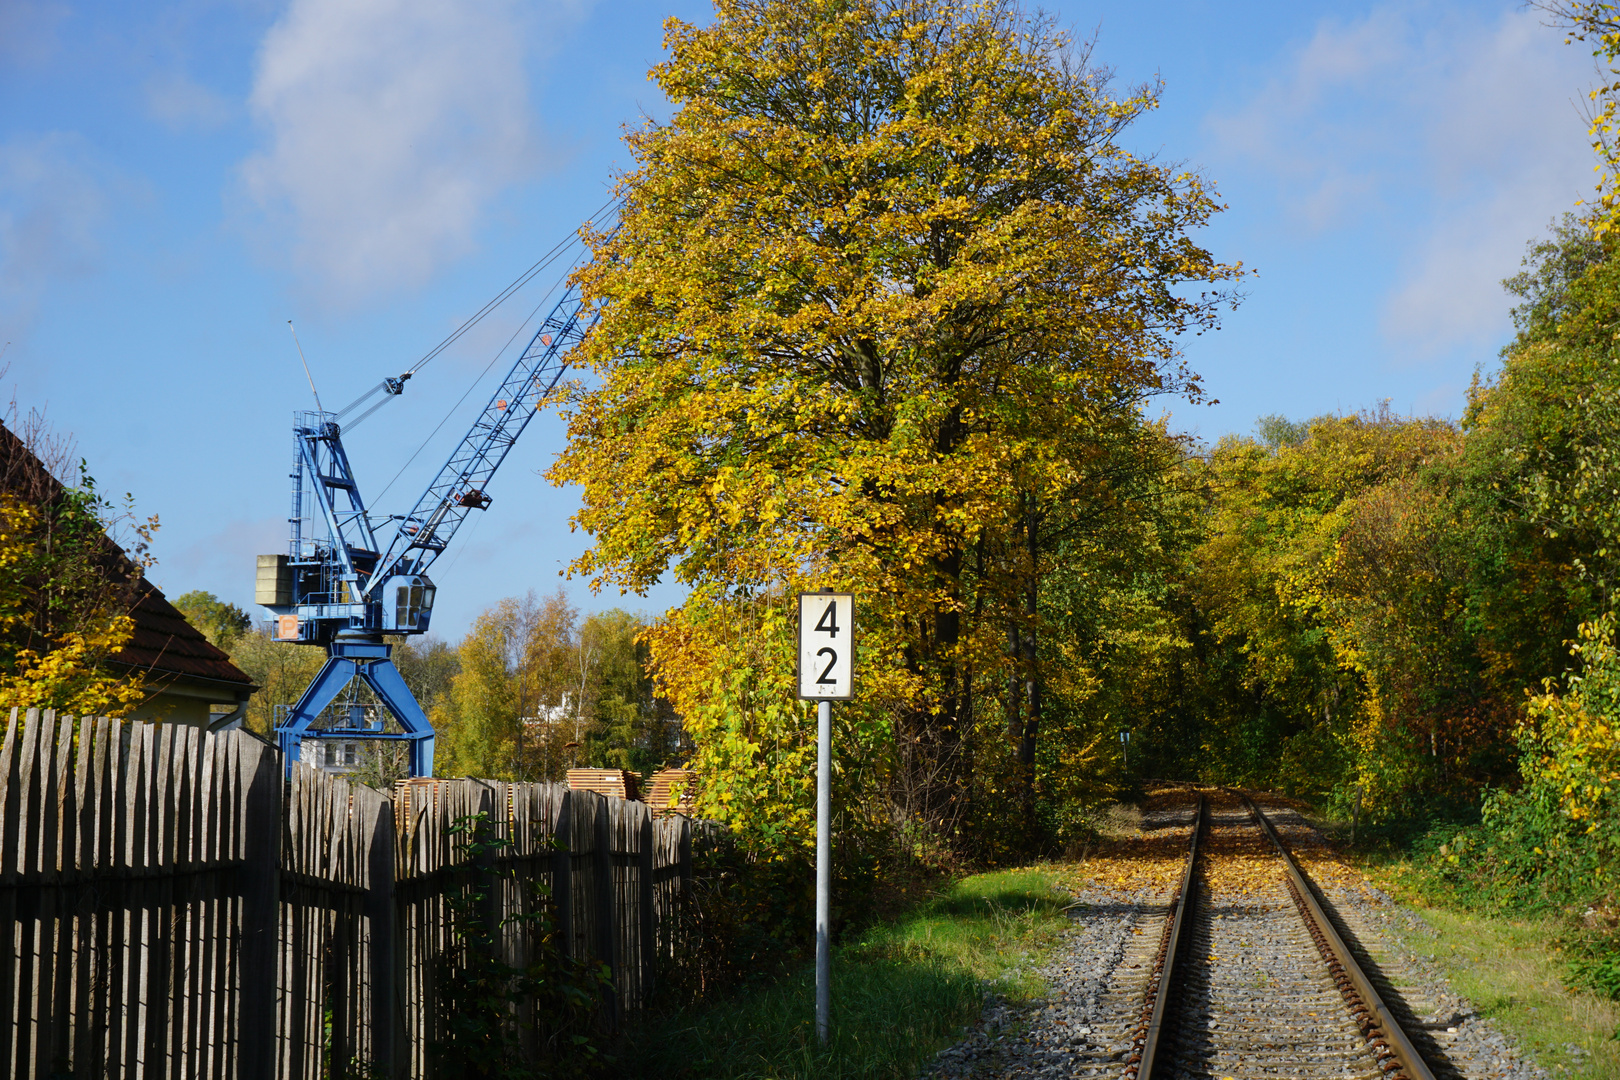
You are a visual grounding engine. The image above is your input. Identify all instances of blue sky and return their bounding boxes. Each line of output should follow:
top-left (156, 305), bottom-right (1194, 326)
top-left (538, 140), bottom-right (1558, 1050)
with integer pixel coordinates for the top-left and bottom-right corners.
top-left (0, 0), bottom-right (1598, 640)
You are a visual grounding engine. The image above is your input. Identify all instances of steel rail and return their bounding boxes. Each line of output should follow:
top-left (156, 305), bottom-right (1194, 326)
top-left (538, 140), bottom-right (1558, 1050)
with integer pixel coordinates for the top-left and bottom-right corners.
top-left (1242, 794), bottom-right (1437, 1080)
top-left (1130, 793), bottom-right (1203, 1080)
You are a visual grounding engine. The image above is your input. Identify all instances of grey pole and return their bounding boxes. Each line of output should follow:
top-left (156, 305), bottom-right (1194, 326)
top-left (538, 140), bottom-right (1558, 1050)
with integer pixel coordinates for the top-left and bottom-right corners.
top-left (816, 697), bottom-right (832, 1045)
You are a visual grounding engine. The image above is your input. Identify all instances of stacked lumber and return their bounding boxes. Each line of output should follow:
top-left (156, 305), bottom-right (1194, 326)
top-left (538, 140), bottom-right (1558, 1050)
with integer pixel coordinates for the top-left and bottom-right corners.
top-left (645, 768), bottom-right (699, 816)
top-left (567, 767), bottom-right (641, 802)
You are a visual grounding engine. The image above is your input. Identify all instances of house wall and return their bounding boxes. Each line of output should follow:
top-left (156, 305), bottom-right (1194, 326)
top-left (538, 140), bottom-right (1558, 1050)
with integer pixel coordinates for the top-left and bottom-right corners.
top-left (126, 676), bottom-right (250, 728)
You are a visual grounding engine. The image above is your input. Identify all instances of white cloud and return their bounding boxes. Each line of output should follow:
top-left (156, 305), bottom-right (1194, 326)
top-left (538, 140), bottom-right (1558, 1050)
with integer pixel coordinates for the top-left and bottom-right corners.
top-left (1207, 3), bottom-right (1593, 358)
top-left (240, 0), bottom-right (562, 305)
top-left (1206, 7), bottom-right (1413, 229)
top-left (0, 133), bottom-right (108, 338)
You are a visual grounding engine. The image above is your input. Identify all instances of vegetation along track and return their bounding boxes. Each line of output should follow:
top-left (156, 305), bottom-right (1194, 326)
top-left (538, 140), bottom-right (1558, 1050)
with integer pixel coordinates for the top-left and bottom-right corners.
top-left (1130, 788), bottom-right (1453, 1080)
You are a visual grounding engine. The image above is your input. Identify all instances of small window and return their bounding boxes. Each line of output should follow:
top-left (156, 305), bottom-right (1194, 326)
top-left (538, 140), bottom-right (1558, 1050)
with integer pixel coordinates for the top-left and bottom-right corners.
top-left (396, 585), bottom-right (409, 627)
top-left (409, 585), bottom-right (424, 620)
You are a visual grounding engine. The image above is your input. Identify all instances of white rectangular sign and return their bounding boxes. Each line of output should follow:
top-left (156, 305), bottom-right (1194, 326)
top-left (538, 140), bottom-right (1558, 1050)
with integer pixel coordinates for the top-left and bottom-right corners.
top-left (798, 592), bottom-right (854, 700)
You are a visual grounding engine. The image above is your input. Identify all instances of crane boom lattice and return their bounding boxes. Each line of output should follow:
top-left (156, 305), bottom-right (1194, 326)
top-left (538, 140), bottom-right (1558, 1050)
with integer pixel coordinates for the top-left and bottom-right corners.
top-left (366, 283), bottom-right (588, 593)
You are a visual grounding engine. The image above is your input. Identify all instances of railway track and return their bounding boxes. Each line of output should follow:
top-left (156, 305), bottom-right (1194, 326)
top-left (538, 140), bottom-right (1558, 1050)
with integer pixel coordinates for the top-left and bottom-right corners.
top-left (1130, 788), bottom-right (1435, 1080)
top-left (927, 786), bottom-right (1538, 1080)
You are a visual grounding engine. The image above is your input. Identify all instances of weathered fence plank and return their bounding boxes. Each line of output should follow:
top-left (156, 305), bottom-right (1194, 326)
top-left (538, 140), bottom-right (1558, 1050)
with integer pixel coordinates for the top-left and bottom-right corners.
top-left (239, 731), bottom-right (280, 1080)
top-left (0, 712), bottom-right (707, 1078)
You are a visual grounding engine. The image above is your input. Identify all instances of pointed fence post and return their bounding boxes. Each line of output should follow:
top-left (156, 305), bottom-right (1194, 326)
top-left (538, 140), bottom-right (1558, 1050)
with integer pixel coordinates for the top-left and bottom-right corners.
top-left (237, 734), bottom-right (281, 1080)
top-left (363, 790), bottom-right (398, 1078)
top-left (552, 790), bottom-right (574, 958)
top-left (638, 808), bottom-right (655, 1004)
top-left (593, 797), bottom-right (620, 1030)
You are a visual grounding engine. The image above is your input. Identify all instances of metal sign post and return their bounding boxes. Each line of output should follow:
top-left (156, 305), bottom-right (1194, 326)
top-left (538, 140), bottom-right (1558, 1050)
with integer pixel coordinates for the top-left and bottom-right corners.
top-left (798, 590), bottom-right (853, 1047)
top-left (1119, 728), bottom-right (1132, 768)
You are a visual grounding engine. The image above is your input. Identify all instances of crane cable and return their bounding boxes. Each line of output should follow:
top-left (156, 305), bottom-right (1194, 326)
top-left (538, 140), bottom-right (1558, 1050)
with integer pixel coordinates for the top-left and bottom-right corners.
top-left (337, 193), bottom-right (620, 434)
top-left (409, 193), bottom-right (620, 378)
top-left (371, 202), bottom-right (616, 508)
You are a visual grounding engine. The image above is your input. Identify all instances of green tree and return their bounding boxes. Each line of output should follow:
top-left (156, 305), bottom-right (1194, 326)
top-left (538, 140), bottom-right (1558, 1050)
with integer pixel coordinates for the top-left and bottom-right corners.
top-left (393, 634), bottom-right (461, 714)
top-left (580, 608), bottom-right (680, 775)
top-left (552, 0), bottom-right (1238, 845)
top-left (1031, 416), bottom-right (1204, 837)
top-left (433, 593), bottom-right (668, 781)
top-left (1448, 215), bottom-right (1620, 692)
top-left (435, 591), bottom-right (583, 780)
top-left (1186, 409), bottom-right (1469, 810)
top-left (172, 590), bottom-right (252, 651)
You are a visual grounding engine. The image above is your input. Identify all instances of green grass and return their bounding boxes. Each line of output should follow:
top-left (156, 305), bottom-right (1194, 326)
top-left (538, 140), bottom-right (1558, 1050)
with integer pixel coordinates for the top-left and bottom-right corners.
top-left (1316, 802), bottom-right (1620, 1080)
top-left (613, 867), bottom-right (1073, 1080)
top-left (1298, 805), bottom-right (1620, 1076)
top-left (1369, 897), bottom-right (1620, 1078)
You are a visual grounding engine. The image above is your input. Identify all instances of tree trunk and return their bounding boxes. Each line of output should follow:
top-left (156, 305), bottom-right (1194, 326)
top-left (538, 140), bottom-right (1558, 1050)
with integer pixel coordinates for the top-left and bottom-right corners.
top-left (1007, 624), bottom-right (1023, 740)
top-left (899, 546), bottom-right (966, 837)
top-left (1018, 504), bottom-right (1040, 832)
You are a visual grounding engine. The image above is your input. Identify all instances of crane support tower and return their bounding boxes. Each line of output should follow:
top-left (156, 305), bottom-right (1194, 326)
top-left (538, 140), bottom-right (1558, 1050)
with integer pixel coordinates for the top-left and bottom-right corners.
top-left (255, 279), bottom-right (593, 778)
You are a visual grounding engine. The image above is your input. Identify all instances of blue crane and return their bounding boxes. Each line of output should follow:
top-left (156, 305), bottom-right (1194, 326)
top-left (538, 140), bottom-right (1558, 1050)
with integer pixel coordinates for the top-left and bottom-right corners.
top-left (255, 272), bottom-right (596, 778)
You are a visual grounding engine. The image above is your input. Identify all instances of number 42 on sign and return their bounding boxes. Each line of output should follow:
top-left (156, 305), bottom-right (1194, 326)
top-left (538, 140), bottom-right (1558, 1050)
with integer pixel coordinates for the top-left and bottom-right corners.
top-left (798, 592), bottom-right (854, 700)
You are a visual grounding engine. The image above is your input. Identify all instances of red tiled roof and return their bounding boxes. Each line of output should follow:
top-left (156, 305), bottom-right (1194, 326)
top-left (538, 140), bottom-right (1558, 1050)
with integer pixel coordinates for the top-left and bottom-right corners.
top-left (0, 421), bottom-right (255, 689)
top-left (116, 578), bottom-right (255, 688)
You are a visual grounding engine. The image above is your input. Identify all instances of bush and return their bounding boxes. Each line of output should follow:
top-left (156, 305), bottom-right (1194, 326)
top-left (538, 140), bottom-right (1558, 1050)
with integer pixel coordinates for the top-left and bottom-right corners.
top-left (1413, 614), bottom-right (1620, 997)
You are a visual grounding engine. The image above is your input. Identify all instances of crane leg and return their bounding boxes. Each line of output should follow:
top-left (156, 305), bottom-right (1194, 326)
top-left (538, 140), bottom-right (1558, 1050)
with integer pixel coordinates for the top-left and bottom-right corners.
top-left (273, 639), bottom-right (437, 778)
top-left (277, 654), bottom-right (359, 773)
top-left (358, 657), bottom-right (435, 778)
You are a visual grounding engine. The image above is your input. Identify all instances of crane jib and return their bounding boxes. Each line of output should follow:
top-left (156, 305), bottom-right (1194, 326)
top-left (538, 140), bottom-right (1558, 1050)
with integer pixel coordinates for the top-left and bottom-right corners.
top-left (361, 282), bottom-right (589, 599)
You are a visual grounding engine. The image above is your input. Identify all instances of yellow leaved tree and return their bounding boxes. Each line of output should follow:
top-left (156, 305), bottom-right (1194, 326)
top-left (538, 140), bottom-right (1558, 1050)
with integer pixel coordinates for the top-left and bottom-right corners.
top-left (1534, 3), bottom-right (1620, 229)
top-left (552, 0), bottom-right (1239, 852)
top-left (0, 483), bottom-right (150, 718)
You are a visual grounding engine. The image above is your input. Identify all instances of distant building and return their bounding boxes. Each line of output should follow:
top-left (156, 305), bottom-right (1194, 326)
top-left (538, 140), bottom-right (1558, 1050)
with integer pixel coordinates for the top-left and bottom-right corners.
top-left (299, 738), bottom-right (362, 773)
top-left (521, 694), bottom-right (575, 739)
top-left (0, 421), bottom-right (257, 727)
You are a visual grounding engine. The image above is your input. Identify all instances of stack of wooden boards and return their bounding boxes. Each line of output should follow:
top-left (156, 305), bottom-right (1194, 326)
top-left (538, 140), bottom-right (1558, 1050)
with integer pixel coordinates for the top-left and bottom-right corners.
top-left (564, 767), bottom-right (699, 816)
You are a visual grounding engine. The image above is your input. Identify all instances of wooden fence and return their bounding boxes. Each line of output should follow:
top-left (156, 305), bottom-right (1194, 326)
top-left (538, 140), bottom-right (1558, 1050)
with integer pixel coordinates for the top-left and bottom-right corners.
top-left (0, 708), bottom-right (703, 1079)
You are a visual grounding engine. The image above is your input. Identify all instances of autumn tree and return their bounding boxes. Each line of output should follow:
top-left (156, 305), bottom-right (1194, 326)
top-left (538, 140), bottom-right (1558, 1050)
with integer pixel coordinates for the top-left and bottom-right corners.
top-left (1532, 3), bottom-right (1620, 227)
top-left (431, 592), bottom-right (665, 781)
top-left (1028, 416), bottom-right (1202, 839)
top-left (434, 592), bottom-right (575, 779)
top-left (1185, 410), bottom-right (1472, 805)
top-left (0, 419), bottom-right (155, 717)
top-left (553, 0), bottom-right (1238, 840)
